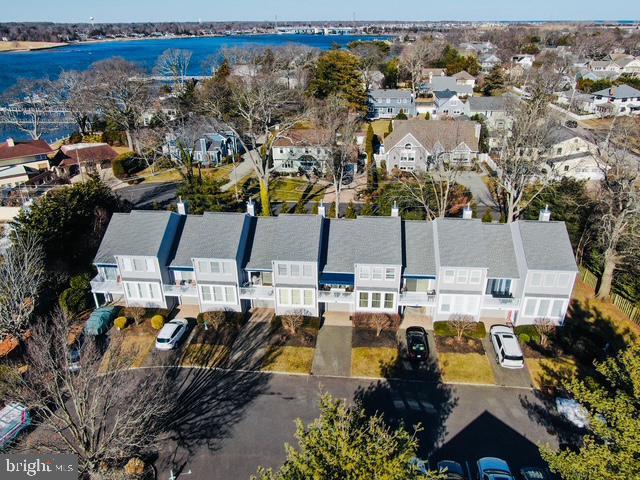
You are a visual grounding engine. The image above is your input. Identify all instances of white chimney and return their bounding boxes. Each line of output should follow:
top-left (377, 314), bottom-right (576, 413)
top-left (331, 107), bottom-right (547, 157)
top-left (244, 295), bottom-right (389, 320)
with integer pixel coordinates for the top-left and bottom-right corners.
top-left (539, 205), bottom-right (551, 222)
top-left (246, 199), bottom-right (256, 217)
top-left (176, 197), bottom-right (188, 215)
top-left (462, 203), bottom-right (473, 219)
top-left (318, 203), bottom-right (326, 218)
top-left (391, 201), bottom-right (399, 217)
top-left (6, 138), bottom-right (14, 147)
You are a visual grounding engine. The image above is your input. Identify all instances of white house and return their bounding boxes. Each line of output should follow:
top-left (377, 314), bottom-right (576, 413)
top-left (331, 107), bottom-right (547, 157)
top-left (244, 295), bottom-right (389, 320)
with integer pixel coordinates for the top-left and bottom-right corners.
top-left (271, 128), bottom-right (333, 174)
top-left (545, 127), bottom-right (602, 181)
top-left (434, 90), bottom-right (466, 117)
top-left (591, 84), bottom-right (640, 116)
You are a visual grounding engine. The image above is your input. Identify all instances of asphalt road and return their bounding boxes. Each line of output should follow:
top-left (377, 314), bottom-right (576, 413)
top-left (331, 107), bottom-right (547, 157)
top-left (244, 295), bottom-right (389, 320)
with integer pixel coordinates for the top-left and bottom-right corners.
top-left (155, 371), bottom-right (559, 480)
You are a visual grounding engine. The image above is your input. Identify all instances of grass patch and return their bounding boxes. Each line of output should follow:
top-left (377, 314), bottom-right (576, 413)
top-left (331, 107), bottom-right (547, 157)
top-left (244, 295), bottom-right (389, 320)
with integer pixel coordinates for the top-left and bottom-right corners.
top-left (139, 167), bottom-right (183, 183)
top-left (351, 347), bottom-right (399, 378)
top-left (526, 356), bottom-right (578, 391)
top-left (438, 352), bottom-right (496, 384)
top-left (202, 163), bottom-right (237, 183)
top-left (181, 344), bottom-right (230, 368)
top-left (269, 177), bottom-right (327, 203)
top-left (262, 346), bottom-right (314, 374)
top-left (370, 119), bottom-right (392, 139)
top-left (101, 332), bottom-right (156, 371)
top-left (433, 321), bottom-right (486, 339)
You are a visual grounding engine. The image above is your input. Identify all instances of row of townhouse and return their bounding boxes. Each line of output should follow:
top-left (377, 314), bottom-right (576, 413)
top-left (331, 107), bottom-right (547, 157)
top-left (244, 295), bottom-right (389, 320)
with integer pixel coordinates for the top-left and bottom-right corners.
top-left (90, 203), bottom-right (578, 326)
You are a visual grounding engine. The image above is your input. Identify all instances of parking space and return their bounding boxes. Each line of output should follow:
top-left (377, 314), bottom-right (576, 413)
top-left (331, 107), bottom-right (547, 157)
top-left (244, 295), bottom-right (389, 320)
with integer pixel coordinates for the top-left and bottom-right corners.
top-left (482, 337), bottom-right (533, 388)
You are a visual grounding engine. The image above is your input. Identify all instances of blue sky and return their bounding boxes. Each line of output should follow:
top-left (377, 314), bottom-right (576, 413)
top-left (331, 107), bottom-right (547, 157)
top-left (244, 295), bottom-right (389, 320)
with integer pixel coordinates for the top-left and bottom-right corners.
top-left (3, 0), bottom-right (638, 23)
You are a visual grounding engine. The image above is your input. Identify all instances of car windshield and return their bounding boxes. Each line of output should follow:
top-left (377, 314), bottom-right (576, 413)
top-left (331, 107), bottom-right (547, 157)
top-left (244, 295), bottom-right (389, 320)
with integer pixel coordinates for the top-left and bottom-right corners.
top-left (504, 354), bottom-right (523, 361)
top-left (156, 337), bottom-right (170, 343)
top-left (412, 343), bottom-right (426, 352)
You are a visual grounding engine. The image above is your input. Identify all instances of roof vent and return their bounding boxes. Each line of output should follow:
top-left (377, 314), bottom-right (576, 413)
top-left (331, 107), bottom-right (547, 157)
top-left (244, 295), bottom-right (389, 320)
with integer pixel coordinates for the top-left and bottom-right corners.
top-left (318, 203), bottom-right (326, 218)
top-left (6, 138), bottom-right (14, 147)
top-left (539, 205), bottom-right (551, 222)
top-left (391, 201), bottom-right (399, 217)
top-left (246, 199), bottom-right (256, 217)
top-left (176, 196), bottom-right (188, 215)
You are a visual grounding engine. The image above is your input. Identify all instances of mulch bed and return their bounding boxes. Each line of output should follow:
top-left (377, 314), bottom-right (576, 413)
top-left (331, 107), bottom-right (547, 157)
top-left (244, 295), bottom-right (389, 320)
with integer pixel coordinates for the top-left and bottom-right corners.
top-left (272, 325), bottom-right (318, 348)
top-left (521, 341), bottom-right (562, 359)
top-left (435, 335), bottom-right (485, 354)
top-left (191, 325), bottom-right (239, 346)
top-left (352, 328), bottom-right (398, 348)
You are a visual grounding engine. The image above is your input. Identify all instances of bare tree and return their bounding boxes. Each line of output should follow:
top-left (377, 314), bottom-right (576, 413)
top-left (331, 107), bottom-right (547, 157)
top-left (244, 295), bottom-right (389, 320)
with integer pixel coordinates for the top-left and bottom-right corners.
top-left (0, 78), bottom-right (56, 140)
top-left (371, 313), bottom-right (391, 337)
top-left (6, 310), bottom-right (173, 476)
top-left (275, 44), bottom-right (319, 90)
top-left (0, 234), bottom-right (44, 341)
top-left (349, 42), bottom-right (386, 91)
top-left (86, 58), bottom-right (150, 152)
top-left (450, 314), bottom-right (475, 342)
top-left (393, 158), bottom-right (461, 219)
top-left (592, 119), bottom-right (640, 299)
top-left (490, 95), bottom-right (557, 222)
top-left (399, 38), bottom-right (443, 97)
top-left (203, 67), bottom-right (307, 215)
top-left (534, 317), bottom-right (555, 348)
top-left (282, 310), bottom-right (304, 336)
top-left (123, 306), bottom-right (146, 326)
top-left (153, 48), bottom-right (192, 91)
top-left (56, 70), bottom-right (96, 136)
top-left (313, 96), bottom-right (360, 218)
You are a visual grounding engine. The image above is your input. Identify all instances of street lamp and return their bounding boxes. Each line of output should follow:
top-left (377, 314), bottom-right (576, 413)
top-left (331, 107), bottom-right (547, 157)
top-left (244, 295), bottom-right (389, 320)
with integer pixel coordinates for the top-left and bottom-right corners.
top-left (169, 469), bottom-right (192, 480)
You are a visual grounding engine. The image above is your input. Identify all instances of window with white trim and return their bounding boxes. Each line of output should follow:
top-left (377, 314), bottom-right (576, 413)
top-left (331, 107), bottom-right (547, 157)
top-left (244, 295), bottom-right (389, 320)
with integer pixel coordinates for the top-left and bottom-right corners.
top-left (456, 270), bottom-right (469, 283)
top-left (357, 291), bottom-right (395, 310)
top-left (438, 294), bottom-right (480, 315)
top-left (197, 260), bottom-right (229, 274)
top-left (385, 267), bottom-right (396, 281)
top-left (200, 285), bottom-right (236, 304)
top-left (530, 272), bottom-right (542, 287)
top-left (359, 266), bottom-right (371, 280)
top-left (443, 269), bottom-right (456, 283)
top-left (469, 270), bottom-right (482, 285)
top-left (276, 262), bottom-right (314, 280)
top-left (372, 267), bottom-right (383, 280)
top-left (522, 297), bottom-right (567, 318)
top-left (543, 273), bottom-right (555, 287)
top-left (124, 281), bottom-right (161, 301)
top-left (121, 257), bottom-right (156, 273)
top-left (277, 287), bottom-right (315, 307)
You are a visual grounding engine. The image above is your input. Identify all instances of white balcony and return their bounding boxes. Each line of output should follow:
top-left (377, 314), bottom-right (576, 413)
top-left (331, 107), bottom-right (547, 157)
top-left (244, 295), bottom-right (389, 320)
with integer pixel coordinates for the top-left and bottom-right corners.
top-left (163, 284), bottom-right (198, 297)
top-left (318, 290), bottom-right (354, 304)
top-left (398, 292), bottom-right (436, 306)
top-left (90, 275), bottom-right (124, 294)
top-left (482, 295), bottom-right (520, 309)
top-left (239, 285), bottom-right (275, 300)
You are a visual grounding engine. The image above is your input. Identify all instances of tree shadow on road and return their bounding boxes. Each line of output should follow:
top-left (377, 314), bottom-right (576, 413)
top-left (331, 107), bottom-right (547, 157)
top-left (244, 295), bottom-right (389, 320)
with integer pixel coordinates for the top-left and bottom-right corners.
top-left (353, 355), bottom-right (457, 459)
top-left (156, 318), bottom-right (280, 474)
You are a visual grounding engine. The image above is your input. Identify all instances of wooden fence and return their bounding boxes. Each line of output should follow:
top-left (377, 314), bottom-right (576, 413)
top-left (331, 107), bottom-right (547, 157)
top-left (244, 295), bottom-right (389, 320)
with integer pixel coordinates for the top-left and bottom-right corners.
top-left (578, 266), bottom-right (640, 324)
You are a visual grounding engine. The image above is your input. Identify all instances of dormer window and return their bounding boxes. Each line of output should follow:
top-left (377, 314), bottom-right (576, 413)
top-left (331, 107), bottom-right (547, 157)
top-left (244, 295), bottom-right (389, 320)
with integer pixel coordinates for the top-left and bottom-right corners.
top-left (404, 143), bottom-right (412, 150)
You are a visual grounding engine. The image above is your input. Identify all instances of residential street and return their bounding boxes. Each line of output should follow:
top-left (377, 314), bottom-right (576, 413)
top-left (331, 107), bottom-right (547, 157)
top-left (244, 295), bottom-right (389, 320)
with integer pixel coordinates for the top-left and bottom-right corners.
top-left (154, 370), bottom-right (558, 480)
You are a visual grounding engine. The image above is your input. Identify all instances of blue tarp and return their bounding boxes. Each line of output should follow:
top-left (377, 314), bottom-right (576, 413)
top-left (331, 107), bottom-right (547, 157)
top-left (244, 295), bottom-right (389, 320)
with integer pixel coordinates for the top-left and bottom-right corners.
top-left (85, 306), bottom-right (118, 335)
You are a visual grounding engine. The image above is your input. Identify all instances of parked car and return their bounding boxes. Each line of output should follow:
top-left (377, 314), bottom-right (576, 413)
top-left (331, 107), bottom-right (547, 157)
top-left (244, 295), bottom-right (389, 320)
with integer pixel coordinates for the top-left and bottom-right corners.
top-left (67, 322), bottom-right (85, 372)
top-left (477, 457), bottom-right (514, 480)
top-left (519, 467), bottom-right (553, 480)
top-left (565, 120), bottom-right (578, 128)
top-left (490, 325), bottom-right (524, 369)
top-left (0, 402), bottom-right (30, 449)
top-left (155, 319), bottom-right (189, 350)
top-left (406, 326), bottom-right (429, 362)
top-left (437, 460), bottom-right (466, 479)
top-left (84, 306), bottom-right (119, 336)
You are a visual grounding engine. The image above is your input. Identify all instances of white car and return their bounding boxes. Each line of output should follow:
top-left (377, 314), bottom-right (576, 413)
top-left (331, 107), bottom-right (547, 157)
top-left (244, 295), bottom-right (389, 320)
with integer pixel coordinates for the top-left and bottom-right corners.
top-left (155, 319), bottom-right (189, 350)
top-left (490, 325), bottom-right (524, 369)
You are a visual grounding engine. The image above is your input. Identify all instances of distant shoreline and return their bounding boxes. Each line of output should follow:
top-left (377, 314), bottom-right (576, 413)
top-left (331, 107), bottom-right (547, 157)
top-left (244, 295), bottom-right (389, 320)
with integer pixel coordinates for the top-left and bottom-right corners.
top-left (0, 32), bottom-right (388, 54)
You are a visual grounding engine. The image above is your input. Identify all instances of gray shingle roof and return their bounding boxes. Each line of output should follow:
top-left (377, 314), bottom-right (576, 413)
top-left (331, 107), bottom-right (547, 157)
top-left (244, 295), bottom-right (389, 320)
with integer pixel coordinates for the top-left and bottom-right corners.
top-left (434, 89), bottom-right (457, 100)
top-left (517, 221), bottom-right (578, 271)
top-left (94, 211), bottom-right (177, 264)
top-left (468, 96), bottom-right (507, 112)
top-left (369, 89), bottom-right (413, 99)
top-left (403, 221), bottom-right (436, 276)
top-left (170, 212), bottom-right (247, 267)
top-left (323, 216), bottom-right (402, 273)
top-left (245, 215), bottom-right (323, 270)
top-left (384, 118), bottom-right (479, 152)
top-left (592, 84), bottom-right (640, 99)
top-left (427, 76), bottom-right (473, 95)
top-left (435, 218), bottom-right (520, 278)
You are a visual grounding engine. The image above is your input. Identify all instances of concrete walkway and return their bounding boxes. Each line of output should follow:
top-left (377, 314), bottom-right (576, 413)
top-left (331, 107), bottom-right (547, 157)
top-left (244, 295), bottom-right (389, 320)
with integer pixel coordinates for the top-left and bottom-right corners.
top-left (482, 337), bottom-right (533, 388)
top-left (311, 325), bottom-right (352, 377)
top-left (221, 153), bottom-right (255, 192)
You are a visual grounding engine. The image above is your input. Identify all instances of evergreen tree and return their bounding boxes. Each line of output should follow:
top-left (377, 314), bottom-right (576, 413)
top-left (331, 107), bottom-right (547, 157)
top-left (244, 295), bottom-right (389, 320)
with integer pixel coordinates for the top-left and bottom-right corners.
top-left (541, 344), bottom-right (640, 480)
top-left (483, 65), bottom-right (505, 96)
top-left (345, 201), bottom-right (357, 219)
top-left (253, 393), bottom-right (442, 480)
top-left (360, 199), bottom-right (375, 216)
top-left (481, 209), bottom-right (494, 223)
top-left (327, 202), bottom-right (337, 218)
top-left (308, 50), bottom-right (368, 111)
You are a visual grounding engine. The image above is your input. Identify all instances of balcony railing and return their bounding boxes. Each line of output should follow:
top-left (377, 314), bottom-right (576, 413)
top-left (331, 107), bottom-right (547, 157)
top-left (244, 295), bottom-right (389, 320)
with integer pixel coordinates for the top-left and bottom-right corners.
top-left (90, 275), bottom-right (124, 294)
top-left (398, 292), bottom-right (436, 306)
top-left (163, 284), bottom-right (198, 297)
top-left (483, 295), bottom-right (520, 308)
top-left (239, 284), bottom-right (275, 300)
top-left (318, 290), bottom-right (354, 304)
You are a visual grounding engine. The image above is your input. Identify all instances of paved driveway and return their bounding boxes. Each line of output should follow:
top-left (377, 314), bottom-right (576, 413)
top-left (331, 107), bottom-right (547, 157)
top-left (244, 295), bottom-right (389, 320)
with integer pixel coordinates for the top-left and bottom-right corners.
top-left (154, 373), bottom-right (559, 480)
top-left (311, 325), bottom-right (352, 377)
top-left (483, 337), bottom-right (533, 388)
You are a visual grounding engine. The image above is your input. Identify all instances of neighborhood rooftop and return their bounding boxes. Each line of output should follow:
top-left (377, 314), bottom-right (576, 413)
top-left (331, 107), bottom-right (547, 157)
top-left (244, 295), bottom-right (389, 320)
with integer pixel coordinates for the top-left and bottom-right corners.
top-left (384, 118), bottom-right (480, 151)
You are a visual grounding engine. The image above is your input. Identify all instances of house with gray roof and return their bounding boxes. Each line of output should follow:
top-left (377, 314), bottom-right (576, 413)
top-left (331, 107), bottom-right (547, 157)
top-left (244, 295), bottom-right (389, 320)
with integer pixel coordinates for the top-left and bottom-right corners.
top-left (433, 90), bottom-right (466, 117)
top-left (91, 201), bottom-right (577, 325)
top-left (420, 76), bottom-right (474, 97)
top-left (163, 129), bottom-right (240, 167)
top-left (590, 84), bottom-right (640, 116)
top-left (368, 89), bottom-right (417, 120)
top-left (379, 117), bottom-right (481, 170)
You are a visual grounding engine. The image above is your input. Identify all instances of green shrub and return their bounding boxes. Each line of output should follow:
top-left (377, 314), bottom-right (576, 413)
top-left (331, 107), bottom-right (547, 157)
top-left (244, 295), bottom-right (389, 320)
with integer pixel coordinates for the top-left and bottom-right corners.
top-left (114, 316), bottom-right (128, 330)
top-left (514, 325), bottom-right (541, 344)
top-left (518, 333), bottom-right (531, 344)
top-left (58, 274), bottom-right (92, 316)
top-left (111, 151), bottom-right (137, 179)
top-left (150, 315), bottom-right (165, 330)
